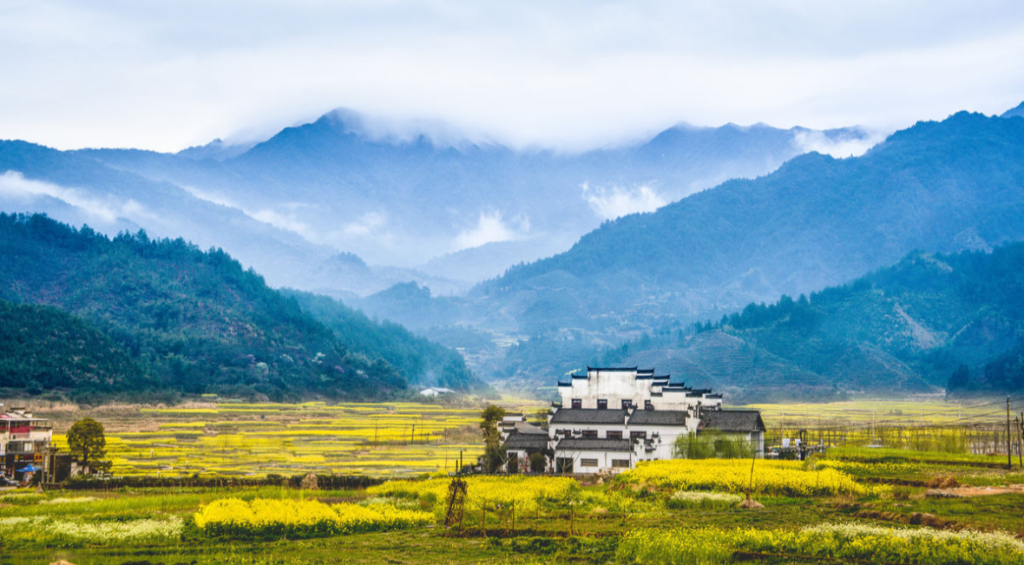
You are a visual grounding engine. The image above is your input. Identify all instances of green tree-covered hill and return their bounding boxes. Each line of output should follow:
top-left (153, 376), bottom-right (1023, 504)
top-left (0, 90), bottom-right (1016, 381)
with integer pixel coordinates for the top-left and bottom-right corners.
top-left (479, 111), bottom-right (1024, 334)
top-left (0, 300), bottom-right (143, 394)
top-left (0, 213), bottom-right (479, 401)
top-left (598, 244), bottom-right (1024, 399)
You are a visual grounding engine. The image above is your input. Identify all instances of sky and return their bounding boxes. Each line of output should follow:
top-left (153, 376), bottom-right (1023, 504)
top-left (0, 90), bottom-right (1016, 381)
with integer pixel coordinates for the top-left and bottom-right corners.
top-left (2, 0), bottom-right (1024, 152)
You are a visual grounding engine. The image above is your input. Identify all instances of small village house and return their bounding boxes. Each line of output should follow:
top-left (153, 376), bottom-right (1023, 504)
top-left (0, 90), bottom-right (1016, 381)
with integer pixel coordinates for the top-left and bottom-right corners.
top-left (500, 368), bottom-right (766, 474)
top-left (0, 403), bottom-right (54, 484)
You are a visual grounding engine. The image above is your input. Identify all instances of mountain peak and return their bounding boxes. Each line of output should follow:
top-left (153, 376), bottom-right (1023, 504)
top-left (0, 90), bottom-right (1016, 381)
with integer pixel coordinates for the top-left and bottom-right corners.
top-left (1001, 100), bottom-right (1024, 118)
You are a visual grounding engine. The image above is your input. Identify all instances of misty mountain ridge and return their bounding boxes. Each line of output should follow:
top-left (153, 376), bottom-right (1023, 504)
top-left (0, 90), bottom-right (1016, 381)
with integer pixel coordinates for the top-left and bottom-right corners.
top-left (480, 111), bottom-right (1024, 330)
top-left (359, 109), bottom-right (1024, 387)
top-left (1, 108), bottom-right (881, 300)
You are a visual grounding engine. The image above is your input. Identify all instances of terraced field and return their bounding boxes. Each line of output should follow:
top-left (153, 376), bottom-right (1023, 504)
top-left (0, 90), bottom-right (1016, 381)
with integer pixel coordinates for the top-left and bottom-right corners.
top-left (41, 401), bottom-right (545, 478)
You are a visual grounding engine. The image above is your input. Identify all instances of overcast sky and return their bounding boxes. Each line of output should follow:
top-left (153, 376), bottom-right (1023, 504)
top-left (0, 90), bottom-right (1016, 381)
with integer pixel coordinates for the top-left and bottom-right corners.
top-left (2, 0), bottom-right (1024, 152)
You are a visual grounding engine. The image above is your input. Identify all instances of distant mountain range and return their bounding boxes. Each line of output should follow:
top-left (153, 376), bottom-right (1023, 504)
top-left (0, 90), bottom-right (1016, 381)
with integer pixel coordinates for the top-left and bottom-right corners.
top-left (477, 111), bottom-right (1024, 333)
top-left (357, 107), bottom-right (1024, 394)
top-left (4, 102), bottom-right (1024, 399)
top-left (0, 213), bottom-right (482, 402)
top-left (1, 110), bottom-right (878, 297)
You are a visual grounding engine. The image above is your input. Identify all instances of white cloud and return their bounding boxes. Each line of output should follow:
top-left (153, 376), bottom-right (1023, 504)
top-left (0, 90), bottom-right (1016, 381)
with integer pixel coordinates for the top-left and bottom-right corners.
top-left (179, 184), bottom-right (240, 209)
top-left (0, 170), bottom-right (147, 224)
top-left (181, 183), bottom-right (320, 239)
top-left (343, 211), bottom-right (387, 237)
top-left (452, 210), bottom-right (529, 251)
top-left (1, 2), bottom-right (1024, 151)
top-left (248, 208), bottom-right (315, 240)
top-left (792, 129), bottom-right (889, 158)
top-left (581, 182), bottom-right (667, 221)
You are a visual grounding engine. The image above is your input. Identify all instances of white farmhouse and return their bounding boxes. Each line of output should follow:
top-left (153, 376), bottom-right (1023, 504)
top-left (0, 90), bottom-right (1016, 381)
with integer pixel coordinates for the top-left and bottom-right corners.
top-left (419, 387), bottom-right (456, 397)
top-left (500, 367), bottom-right (766, 474)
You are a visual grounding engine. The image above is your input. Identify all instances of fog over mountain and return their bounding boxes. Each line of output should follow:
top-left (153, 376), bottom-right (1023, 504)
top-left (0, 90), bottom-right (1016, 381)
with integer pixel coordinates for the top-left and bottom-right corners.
top-left (440, 109), bottom-right (1024, 388)
top-left (0, 109), bottom-right (878, 297)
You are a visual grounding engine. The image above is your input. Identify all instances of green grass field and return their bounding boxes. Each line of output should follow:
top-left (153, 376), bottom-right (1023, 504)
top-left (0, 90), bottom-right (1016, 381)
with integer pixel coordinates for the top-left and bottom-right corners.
top-left (3, 399), bottom-right (1022, 564)
top-left (2, 446), bottom-right (1023, 564)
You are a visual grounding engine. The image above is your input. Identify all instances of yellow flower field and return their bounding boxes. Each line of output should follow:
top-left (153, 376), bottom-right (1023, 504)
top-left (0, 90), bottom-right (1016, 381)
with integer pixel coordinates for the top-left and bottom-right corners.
top-left (193, 497), bottom-right (432, 538)
top-left (47, 401), bottom-right (545, 478)
top-left (617, 458), bottom-right (868, 496)
top-left (369, 475), bottom-right (577, 518)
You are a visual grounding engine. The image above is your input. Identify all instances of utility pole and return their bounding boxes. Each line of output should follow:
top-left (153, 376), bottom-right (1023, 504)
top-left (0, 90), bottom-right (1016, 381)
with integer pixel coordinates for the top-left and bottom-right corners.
top-left (1015, 415), bottom-right (1023, 468)
top-left (1007, 397), bottom-right (1013, 470)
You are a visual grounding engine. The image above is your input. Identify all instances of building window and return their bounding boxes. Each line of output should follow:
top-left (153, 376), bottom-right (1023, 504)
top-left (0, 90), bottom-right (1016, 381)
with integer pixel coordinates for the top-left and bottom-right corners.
top-left (597, 399), bottom-right (608, 409)
top-left (644, 400), bottom-right (653, 411)
top-left (571, 399), bottom-right (582, 409)
top-left (580, 458), bottom-right (599, 467)
top-left (611, 459), bottom-right (630, 468)
top-left (556, 458), bottom-right (574, 474)
top-left (630, 431), bottom-right (647, 440)
top-left (582, 430), bottom-right (598, 438)
top-left (556, 429), bottom-right (570, 437)
top-left (606, 431), bottom-right (622, 439)
top-left (621, 399), bottom-right (631, 409)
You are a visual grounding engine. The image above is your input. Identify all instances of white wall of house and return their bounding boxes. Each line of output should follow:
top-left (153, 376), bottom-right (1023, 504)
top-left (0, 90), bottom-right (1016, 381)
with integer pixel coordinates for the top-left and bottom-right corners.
top-left (559, 368), bottom-right (723, 413)
top-left (555, 449), bottom-right (634, 474)
top-left (559, 369), bottom-right (654, 408)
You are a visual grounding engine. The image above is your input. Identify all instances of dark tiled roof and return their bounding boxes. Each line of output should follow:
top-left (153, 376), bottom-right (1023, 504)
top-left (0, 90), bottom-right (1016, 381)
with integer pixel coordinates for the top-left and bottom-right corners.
top-left (699, 410), bottom-right (766, 433)
top-left (587, 366), bottom-right (639, 371)
top-left (510, 422), bottom-right (547, 435)
top-left (628, 410), bottom-right (688, 426)
top-left (504, 433), bottom-right (551, 451)
top-left (555, 438), bottom-right (634, 452)
top-left (549, 409), bottom-right (627, 425)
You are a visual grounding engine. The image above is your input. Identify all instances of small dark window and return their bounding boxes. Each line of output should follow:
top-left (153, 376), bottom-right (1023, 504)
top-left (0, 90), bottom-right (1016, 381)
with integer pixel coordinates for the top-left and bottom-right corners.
top-left (611, 459), bottom-right (631, 468)
top-left (597, 399), bottom-right (608, 409)
top-left (644, 400), bottom-right (654, 411)
top-left (621, 399), bottom-right (632, 409)
top-left (630, 431), bottom-right (647, 440)
top-left (582, 430), bottom-right (598, 438)
top-left (571, 399), bottom-right (582, 409)
top-left (556, 429), bottom-right (570, 437)
top-left (580, 458), bottom-right (599, 467)
top-left (606, 431), bottom-right (622, 439)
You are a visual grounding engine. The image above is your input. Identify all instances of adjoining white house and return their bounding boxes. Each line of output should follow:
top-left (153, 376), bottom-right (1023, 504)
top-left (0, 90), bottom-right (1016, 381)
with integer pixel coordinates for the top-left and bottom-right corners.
top-left (500, 367), bottom-right (766, 474)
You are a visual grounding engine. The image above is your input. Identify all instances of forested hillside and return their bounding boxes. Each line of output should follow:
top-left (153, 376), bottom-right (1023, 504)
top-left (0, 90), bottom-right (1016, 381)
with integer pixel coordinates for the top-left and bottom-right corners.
top-left (284, 290), bottom-right (484, 392)
top-left (480, 112), bottom-right (1024, 334)
top-left (597, 244), bottom-right (1024, 399)
top-left (0, 300), bottom-right (143, 394)
top-left (0, 213), bottom-right (479, 401)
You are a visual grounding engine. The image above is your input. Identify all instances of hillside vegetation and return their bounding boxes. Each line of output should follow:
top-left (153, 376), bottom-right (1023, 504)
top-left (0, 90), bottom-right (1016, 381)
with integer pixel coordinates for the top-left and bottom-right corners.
top-left (0, 300), bottom-right (143, 393)
top-left (598, 244), bottom-right (1024, 398)
top-left (480, 112), bottom-right (1024, 334)
top-left (0, 213), bottom-right (479, 401)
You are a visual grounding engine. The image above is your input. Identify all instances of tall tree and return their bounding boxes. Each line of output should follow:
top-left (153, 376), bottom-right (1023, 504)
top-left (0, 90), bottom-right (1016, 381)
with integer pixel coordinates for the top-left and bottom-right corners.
top-left (480, 405), bottom-right (506, 473)
top-left (66, 418), bottom-right (110, 474)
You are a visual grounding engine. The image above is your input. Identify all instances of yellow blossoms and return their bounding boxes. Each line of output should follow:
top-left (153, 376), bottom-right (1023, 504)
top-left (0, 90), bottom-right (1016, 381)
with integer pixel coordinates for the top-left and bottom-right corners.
top-left (369, 476), bottom-right (577, 519)
top-left (617, 458), bottom-right (866, 496)
top-left (193, 498), bottom-right (432, 538)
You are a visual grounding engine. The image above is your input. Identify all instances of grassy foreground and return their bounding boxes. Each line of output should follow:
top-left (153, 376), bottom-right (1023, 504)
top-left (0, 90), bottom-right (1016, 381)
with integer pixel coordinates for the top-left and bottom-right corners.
top-left (3, 446), bottom-right (1024, 565)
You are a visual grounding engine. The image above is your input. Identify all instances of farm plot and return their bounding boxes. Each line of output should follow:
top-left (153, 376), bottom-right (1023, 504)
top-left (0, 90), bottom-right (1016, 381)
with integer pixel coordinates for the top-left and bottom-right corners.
top-left (45, 401), bottom-right (521, 478)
